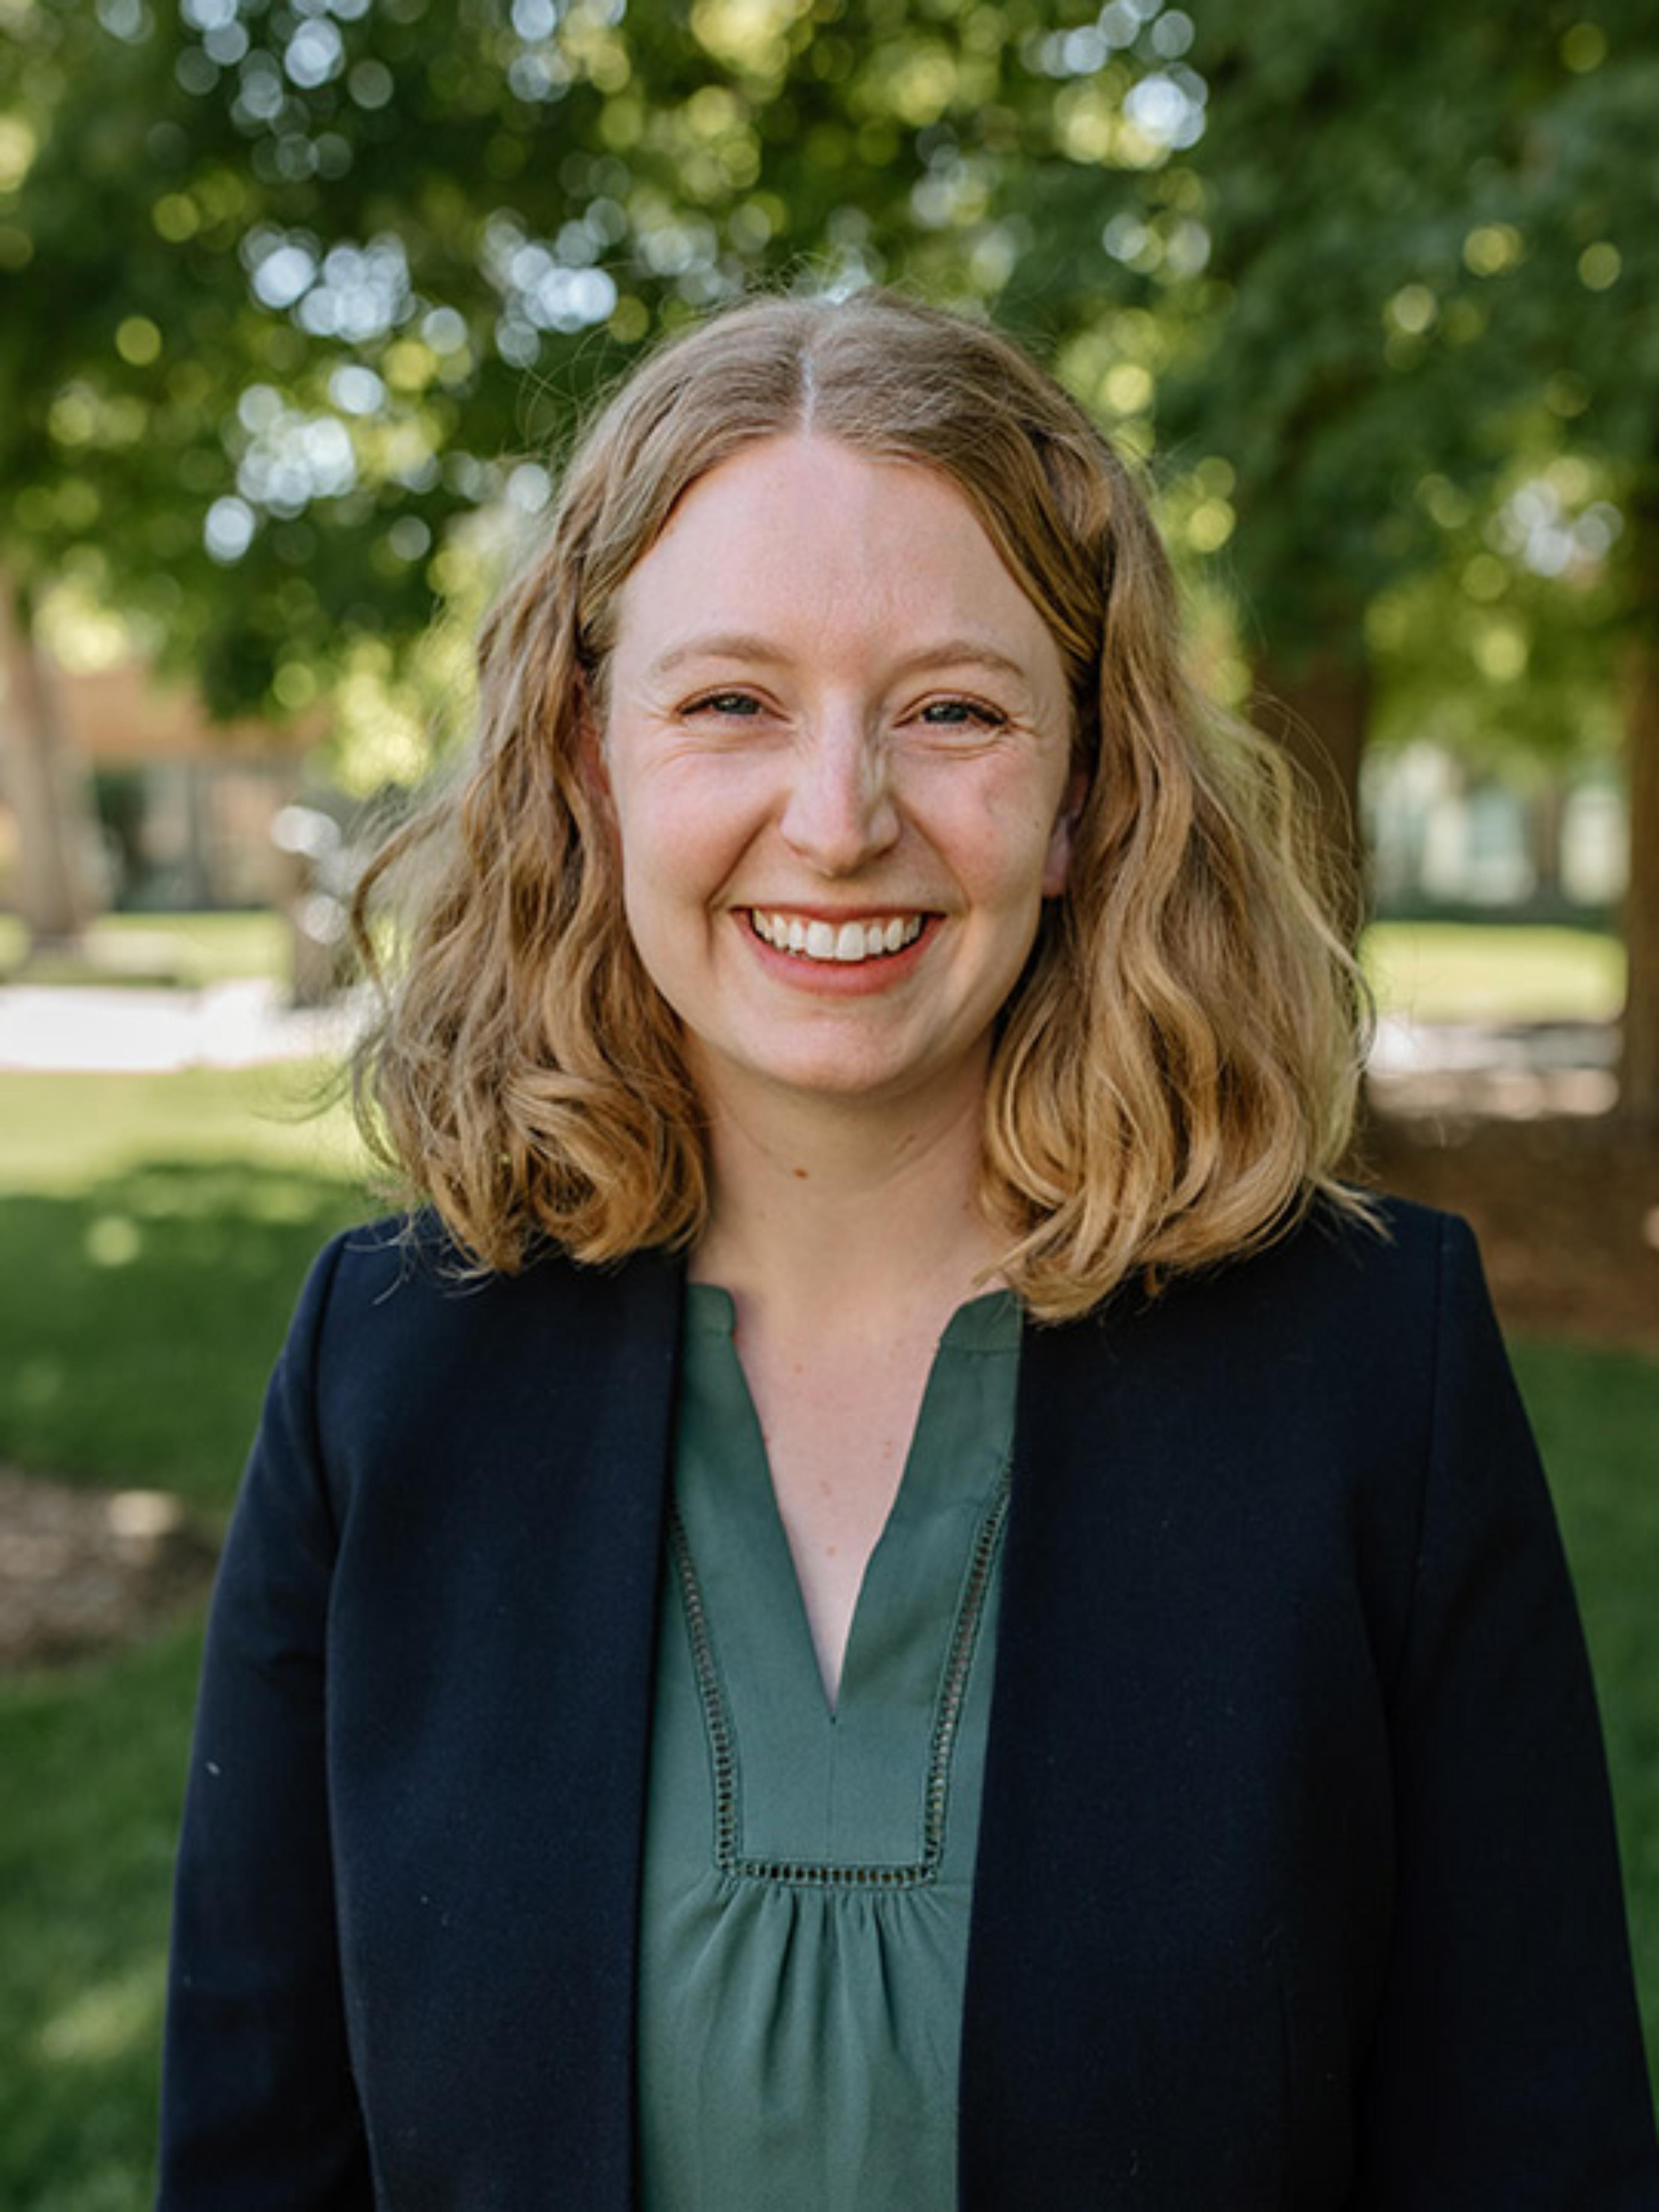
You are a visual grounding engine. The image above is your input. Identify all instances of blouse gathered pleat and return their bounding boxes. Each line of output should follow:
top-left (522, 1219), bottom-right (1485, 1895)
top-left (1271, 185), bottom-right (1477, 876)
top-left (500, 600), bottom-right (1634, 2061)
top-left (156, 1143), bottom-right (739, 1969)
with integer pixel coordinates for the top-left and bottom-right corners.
top-left (636, 1284), bottom-right (1022, 2212)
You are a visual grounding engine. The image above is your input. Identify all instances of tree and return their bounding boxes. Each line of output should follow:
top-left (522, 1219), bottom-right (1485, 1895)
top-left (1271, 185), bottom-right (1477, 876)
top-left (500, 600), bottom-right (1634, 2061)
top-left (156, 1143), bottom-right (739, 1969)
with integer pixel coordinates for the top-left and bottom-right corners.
top-left (1102, 5), bottom-right (1551, 873)
top-left (0, 0), bottom-right (1160, 727)
top-left (1090, 0), bottom-right (1658, 1118)
top-left (0, 0), bottom-right (1159, 924)
top-left (1470, 0), bottom-right (1659, 1121)
top-left (0, 572), bottom-right (89, 941)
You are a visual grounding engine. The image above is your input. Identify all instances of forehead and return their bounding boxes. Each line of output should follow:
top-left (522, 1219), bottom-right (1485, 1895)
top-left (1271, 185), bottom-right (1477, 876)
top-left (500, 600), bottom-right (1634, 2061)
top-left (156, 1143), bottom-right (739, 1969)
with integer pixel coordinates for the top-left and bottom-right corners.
top-left (610, 434), bottom-right (1064, 677)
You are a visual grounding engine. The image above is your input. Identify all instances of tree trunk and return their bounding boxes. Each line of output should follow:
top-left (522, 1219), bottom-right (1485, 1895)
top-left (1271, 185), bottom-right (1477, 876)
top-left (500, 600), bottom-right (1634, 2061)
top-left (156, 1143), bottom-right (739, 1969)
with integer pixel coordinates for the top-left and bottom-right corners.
top-left (1620, 507), bottom-right (1659, 1129)
top-left (0, 576), bottom-right (93, 949)
top-left (1249, 649), bottom-right (1372, 941)
top-left (1528, 775), bottom-right (1565, 910)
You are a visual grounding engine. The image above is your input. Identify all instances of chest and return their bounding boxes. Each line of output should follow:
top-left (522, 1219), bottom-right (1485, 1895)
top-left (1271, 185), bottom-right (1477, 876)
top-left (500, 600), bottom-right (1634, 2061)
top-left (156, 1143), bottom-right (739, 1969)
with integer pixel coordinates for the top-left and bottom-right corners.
top-left (737, 1333), bottom-right (947, 1700)
top-left (318, 1247), bottom-right (1420, 2206)
top-left (782, 1373), bottom-right (914, 1589)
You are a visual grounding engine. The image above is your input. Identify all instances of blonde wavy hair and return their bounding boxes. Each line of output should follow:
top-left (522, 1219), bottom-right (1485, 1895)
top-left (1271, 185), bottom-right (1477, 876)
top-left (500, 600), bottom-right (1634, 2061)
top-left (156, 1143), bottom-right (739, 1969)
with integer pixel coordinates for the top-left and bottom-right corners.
top-left (351, 290), bottom-right (1373, 1319)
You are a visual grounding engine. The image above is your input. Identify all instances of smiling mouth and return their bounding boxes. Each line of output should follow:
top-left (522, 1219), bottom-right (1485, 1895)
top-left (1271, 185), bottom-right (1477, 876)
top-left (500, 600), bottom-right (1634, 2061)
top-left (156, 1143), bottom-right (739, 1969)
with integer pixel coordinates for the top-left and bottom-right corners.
top-left (748, 911), bottom-right (928, 965)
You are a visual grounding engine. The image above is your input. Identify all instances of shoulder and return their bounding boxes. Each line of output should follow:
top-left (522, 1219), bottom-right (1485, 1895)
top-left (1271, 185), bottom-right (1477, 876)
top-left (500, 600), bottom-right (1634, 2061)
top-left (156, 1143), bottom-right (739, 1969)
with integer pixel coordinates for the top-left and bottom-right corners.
top-left (300, 1209), bottom-right (683, 1349)
top-left (279, 1214), bottom-right (684, 1499)
top-left (1207, 1189), bottom-right (1472, 1310)
top-left (1015, 1196), bottom-right (1533, 1677)
top-left (1024, 1193), bottom-right (1507, 1510)
top-left (1078, 1191), bottom-right (1485, 1372)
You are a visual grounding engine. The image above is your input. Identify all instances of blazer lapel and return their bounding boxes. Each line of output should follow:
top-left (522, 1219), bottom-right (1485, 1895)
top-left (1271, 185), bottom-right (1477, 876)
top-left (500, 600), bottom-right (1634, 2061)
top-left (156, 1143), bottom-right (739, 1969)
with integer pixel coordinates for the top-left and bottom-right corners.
top-left (958, 1287), bottom-right (1298, 2208)
top-left (326, 1242), bottom-right (685, 2209)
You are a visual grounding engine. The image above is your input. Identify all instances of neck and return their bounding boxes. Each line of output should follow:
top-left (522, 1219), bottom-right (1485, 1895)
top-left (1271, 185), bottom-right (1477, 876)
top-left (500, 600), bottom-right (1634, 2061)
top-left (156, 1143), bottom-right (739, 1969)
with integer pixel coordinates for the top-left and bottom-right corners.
top-left (689, 1077), bottom-right (1004, 1337)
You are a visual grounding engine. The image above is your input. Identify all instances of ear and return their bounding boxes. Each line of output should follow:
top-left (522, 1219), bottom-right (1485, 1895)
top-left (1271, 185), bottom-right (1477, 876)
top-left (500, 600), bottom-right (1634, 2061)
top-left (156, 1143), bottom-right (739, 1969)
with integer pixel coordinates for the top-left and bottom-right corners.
top-left (1042, 769), bottom-right (1087, 896)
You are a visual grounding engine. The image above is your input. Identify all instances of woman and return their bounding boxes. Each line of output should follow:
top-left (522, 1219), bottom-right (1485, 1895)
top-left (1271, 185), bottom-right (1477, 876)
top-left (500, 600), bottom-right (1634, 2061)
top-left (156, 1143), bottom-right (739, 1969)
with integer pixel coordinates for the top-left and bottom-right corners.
top-left (158, 292), bottom-right (1658, 2208)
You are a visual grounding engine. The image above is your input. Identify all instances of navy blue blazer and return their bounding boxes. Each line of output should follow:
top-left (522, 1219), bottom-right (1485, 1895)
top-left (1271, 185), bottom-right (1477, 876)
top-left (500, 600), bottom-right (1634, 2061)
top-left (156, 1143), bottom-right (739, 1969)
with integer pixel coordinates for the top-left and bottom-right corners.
top-left (158, 1198), bottom-right (1659, 2207)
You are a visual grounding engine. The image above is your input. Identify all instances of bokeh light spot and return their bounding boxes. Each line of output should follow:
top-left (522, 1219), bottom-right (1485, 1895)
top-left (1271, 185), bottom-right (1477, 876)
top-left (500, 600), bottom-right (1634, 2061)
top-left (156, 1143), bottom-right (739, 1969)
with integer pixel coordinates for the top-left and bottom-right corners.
top-left (1578, 242), bottom-right (1621, 291)
top-left (85, 1215), bottom-right (144, 1268)
top-left (115, 316), bottom-right (163, 367)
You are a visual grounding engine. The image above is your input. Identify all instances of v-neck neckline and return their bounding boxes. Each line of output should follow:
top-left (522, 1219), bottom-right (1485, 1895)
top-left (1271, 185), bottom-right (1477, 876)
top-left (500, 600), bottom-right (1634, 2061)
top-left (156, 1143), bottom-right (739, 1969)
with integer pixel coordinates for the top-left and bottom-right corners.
top-left (671, 1284), bottom-right (1021, 1876)
top-left (683, 1283), bottom-right (1019, 1723)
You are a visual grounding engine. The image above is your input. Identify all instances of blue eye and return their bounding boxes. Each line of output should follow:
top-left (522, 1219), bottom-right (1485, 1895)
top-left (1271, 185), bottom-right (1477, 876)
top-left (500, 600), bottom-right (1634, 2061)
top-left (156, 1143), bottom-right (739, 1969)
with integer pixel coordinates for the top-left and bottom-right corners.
top-left (919, 699), bottom-right (1002, 728)
top-left (688, 691), bottom-right (761, 717)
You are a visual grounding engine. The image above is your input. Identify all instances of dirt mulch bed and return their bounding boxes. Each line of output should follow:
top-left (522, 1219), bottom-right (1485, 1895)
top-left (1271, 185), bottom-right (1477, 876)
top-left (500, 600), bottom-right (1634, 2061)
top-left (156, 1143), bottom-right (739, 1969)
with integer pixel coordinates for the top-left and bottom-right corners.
top-left (0, 1469), bottom-right (219, 1673)
top-left (1365, 1107), bottom-right (1659, 1358)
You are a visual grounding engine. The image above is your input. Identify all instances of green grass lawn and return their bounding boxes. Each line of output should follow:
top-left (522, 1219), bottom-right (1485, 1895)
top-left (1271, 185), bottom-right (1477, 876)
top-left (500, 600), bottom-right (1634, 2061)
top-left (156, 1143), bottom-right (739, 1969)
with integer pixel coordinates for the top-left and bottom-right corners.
top-left (1361, 918), bottom-right (1625, 1025)
top-left (0, 910), bottom-right (291, 990)
top-left (0, 1629), bottom-right (203, 2210)
top-left (0, 1068), bottom-right (370, 1506)
top-left (2, 1061), bottom-right (365, 1193)
top-left (1513, 1338), bottom-right (1659, 2112)
top-left (0, 1061), bottom-right (1654, 2204)
top-left (0, 1066), bottom-right (372, 2206)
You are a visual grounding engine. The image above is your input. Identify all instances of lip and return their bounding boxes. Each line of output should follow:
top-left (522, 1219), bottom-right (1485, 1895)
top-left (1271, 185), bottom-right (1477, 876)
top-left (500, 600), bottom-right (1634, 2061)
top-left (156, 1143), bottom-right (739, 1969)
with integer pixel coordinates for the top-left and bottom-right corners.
top-left (740, 904), bottom-right (936, 923)
top-left (737, 907), bottom-right (940, 993)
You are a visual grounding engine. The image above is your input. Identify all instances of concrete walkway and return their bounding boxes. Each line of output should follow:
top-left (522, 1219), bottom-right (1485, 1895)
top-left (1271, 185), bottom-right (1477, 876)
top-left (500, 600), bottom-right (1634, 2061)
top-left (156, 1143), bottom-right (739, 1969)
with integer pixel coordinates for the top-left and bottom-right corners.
top-left (0, 982), bottom-right (1621, 1118)
top-left (0, 978), bottom-right (362, 1073)
top-left (1367, 1013), bottom-right (1619, 1118)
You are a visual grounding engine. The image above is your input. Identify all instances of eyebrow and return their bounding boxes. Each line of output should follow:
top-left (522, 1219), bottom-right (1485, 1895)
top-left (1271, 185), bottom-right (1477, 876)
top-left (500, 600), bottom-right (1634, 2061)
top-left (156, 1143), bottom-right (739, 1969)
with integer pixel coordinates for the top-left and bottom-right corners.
top-left (644, 633), bottom-right (1034, 688)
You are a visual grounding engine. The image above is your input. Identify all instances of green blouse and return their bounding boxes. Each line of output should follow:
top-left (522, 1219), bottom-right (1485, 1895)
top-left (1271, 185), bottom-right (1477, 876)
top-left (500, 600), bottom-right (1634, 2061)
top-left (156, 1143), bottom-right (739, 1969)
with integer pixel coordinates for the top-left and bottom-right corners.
top-left (636, 1284), bottom-right (1022, 2212)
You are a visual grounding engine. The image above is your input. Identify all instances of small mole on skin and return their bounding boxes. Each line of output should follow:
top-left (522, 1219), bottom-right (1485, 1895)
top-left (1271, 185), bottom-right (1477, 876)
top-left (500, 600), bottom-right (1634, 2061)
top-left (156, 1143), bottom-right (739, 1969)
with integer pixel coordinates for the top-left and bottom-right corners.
top-left (792, 1166), bottom-right (809, 1180)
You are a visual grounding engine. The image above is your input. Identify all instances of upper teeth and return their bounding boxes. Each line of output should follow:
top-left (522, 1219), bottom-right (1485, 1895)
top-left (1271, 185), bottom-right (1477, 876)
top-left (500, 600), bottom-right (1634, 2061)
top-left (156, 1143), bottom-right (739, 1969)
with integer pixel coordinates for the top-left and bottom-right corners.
top-left (751, 912), bottom-right (925, 963)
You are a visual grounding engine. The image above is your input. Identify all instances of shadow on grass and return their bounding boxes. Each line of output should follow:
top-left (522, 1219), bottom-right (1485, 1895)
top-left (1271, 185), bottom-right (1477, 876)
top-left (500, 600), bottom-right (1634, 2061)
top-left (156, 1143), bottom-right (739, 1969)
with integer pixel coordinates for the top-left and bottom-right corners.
top-left (0, 1157), bottom-right (364, 2207)
top-left (0, 1625), bottom-right (202, 2211)
top-left (0, 1162), bottom-right (371, 1516)
top-left (1511, 1341), bottom-right (1659, 2101)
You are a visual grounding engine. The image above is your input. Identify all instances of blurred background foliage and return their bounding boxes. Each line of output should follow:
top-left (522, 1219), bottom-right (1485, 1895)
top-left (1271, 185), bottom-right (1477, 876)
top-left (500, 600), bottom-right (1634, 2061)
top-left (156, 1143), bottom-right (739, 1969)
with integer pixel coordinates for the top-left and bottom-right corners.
top-left (1, 0), bottom-right (1655, 1113)
top-left (5, 0), bottom-right (1652, 711)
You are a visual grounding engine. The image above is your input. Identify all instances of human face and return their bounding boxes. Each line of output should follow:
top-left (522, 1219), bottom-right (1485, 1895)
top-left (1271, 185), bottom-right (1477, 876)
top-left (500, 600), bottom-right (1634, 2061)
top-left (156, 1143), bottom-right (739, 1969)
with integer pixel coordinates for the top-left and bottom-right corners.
top-left (597, 434), bottom-right (1078, 1129)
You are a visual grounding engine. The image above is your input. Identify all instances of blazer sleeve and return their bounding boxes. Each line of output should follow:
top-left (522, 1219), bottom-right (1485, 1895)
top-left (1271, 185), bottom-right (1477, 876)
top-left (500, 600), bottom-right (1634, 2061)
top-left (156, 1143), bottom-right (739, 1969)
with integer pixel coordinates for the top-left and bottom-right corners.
top-left (156, 1235), bottom-right (372, 2209)
top-left (1354, 1214), bottom-right (1659, 2206)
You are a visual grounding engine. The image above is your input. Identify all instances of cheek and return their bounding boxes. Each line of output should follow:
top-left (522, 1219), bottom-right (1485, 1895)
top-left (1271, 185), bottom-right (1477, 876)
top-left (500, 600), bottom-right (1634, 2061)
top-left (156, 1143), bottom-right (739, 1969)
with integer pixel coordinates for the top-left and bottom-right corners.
top-left (608, 781), bottom-right (736, 978)
top-left (622, 757), bottom-right (772, 887)
top-left (957, 782), bottom-right (1074, 906)
top-left (601, 747), bottom-right (674, 886)
top-left (614, 864), bottom-right (692, 1026)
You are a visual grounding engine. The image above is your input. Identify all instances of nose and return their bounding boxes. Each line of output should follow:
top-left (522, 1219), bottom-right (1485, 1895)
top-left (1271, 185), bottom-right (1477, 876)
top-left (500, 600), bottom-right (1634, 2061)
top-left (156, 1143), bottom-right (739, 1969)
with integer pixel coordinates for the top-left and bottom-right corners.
top-left (779, 713), bottom-right (900, 875)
